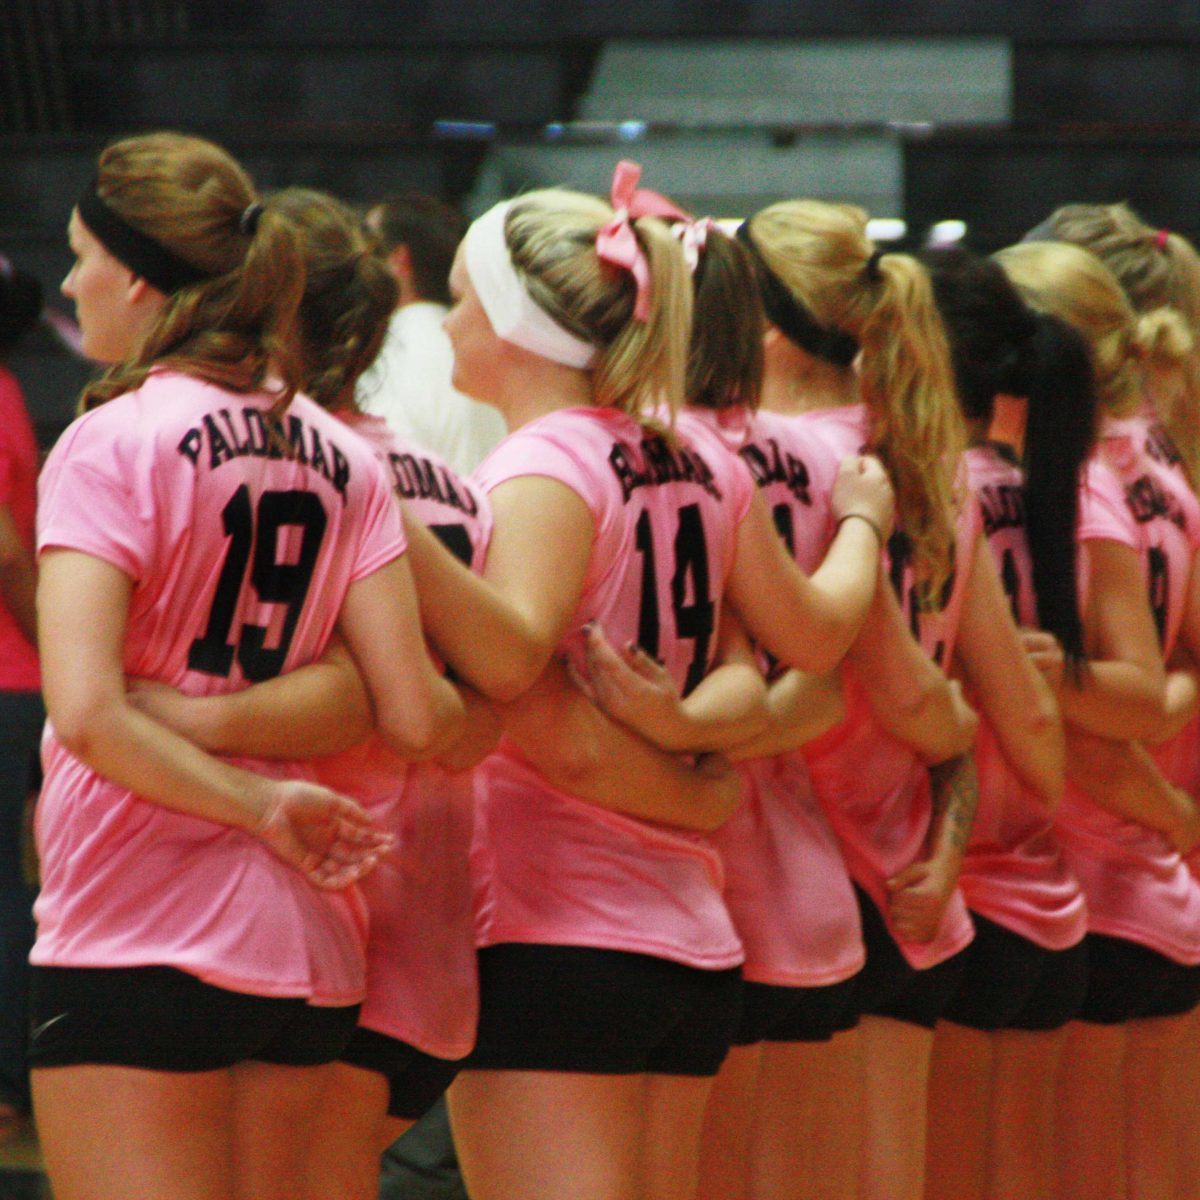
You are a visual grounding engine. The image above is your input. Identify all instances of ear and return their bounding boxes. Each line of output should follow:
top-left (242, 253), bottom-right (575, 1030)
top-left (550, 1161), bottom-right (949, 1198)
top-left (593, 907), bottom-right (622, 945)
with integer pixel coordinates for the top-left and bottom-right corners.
top-left (387, 243), bottom-right (413, 284)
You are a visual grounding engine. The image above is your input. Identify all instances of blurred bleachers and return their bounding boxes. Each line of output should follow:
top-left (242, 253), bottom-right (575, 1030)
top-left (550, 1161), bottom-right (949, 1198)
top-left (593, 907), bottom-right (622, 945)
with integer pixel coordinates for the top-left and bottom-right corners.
top-left (5, 0), bottom-right (1200, 435)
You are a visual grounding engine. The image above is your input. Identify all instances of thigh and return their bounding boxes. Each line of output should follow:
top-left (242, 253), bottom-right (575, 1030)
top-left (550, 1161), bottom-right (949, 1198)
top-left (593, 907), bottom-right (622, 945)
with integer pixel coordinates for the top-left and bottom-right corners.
top-left (32, 1063), bottom-right (233, 1200)
top-left (642, 1073), bottom-right (714, 1200)
top-left (448, 1069), bottom-right (644, 1200)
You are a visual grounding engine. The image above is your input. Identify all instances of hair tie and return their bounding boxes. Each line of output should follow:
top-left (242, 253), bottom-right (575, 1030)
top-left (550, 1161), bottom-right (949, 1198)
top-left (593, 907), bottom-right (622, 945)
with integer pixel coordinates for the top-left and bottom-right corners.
top-left (240, 202), bottom-right (265, 237)
top-left (76, 175), bottom-right (210, 295)
top-left (1155, 228), bottom-right (1171, 251)
top-left (595, 160), bottom-right (691, 322)
top-left (672, 217), bottom-right (715, 275)
top-left (865, 247), bottom-right (889, 283)
top-left (736, 220), bottom-right (859, 368)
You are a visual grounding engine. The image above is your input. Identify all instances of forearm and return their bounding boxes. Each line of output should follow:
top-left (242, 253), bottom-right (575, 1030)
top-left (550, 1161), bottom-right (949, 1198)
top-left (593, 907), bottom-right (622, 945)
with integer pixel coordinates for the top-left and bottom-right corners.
top-left (502, 660), bottom-right (741, 832)
top-left (661, 662), bottom-right (769, 753)
top-left (922, 750), bottom-right (978, 869)
top-left (727, 669), bottom-right (845, 760)
top-left (976, 666), bottom-right (1064, 808)
top-left (1058, 660), bottom-right (1167, 741)
top-left (1066, 729), bottom-right (1197, 846)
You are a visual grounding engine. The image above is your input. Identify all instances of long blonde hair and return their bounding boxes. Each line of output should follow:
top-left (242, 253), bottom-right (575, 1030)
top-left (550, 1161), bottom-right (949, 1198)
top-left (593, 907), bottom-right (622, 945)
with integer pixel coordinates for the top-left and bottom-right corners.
top-left (994, 240), bottom-right (1190, 424)
top-left (505, 189), bottom-right (693, 422)
top-left (748, 199), bottom-right (964, 596)
top-left (78, 131), bottom-right (305, 414)
top-left (1039, 202), bottom-right (1200, 490)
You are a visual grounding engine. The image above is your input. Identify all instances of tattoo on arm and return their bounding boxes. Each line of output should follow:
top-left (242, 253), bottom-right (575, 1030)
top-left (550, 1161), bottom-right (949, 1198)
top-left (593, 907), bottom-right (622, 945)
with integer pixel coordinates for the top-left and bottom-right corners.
top-left (928, 751), bottom-right (978, 853)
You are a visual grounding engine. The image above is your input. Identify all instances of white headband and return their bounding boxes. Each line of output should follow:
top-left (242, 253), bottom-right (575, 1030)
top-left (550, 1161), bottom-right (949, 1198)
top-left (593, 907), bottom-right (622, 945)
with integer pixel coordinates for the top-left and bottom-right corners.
top-left (463, 200), bottom-right (597, 369)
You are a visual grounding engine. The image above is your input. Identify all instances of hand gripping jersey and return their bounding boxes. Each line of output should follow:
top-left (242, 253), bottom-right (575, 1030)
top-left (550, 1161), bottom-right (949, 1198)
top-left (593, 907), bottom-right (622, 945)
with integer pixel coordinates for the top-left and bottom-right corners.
top-left (799, 404), bottom-right (977, 969)
top-left (685, 405), bottom-right (865, 988)
top-left (1055, 416), bottom-right (1200, 963)
top-left (34, 371), bottom-right (407, 1004)
top-left (957, 444), bottom-right (1087, 950)
top-left (471, 406), bottom-right (752, 969)
top-left (315, 411), bottom-right (492, 1060)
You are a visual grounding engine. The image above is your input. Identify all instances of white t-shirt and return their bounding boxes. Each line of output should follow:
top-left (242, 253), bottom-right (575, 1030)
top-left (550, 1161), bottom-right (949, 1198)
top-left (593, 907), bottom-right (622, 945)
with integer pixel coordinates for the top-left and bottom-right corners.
top-left (356, 302), bottom-right (506, 476)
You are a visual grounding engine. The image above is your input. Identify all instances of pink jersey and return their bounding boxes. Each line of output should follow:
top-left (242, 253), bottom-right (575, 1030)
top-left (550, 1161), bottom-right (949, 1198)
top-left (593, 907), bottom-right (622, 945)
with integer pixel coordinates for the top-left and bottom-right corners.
top-left (471, 406), bottom-right (753, 969)
top-left (799, 404), bottom-right (977, 969)
top-left (35, 371), bottom-right (406, 1004)
top-left (957, 445), bottom-right (1087, 950)
top-left (1056, 417), bottom-right (1200, 962)
top-left (315, 411), bottom-right (491, 1059)
top-left (0, 366), bottom-right (39, 690)
top-left (691, 406), bottom-right (864, 986)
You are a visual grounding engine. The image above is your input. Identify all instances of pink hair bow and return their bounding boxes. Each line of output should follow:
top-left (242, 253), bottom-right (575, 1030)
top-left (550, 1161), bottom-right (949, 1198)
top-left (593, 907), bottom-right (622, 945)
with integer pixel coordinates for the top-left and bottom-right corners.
top-left (674, 216), bottom-right (716, 274)
top-left (595, 160), bottom-right (691, 322)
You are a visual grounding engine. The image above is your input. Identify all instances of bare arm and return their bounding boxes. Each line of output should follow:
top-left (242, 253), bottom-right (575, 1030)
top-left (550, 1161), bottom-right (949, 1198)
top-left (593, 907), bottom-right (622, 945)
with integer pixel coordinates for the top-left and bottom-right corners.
top-left (887, 751), bottom-right (978, 944)
top-left (1057, 539), bottom-right (1167, 739)
top-left (725, 668), bottom-right (847, 760)
top-left (501, 657), bottom-right (743, 833)
top-left (0, 503), bottom-right (37, 647)
top-left (847, 564), bottom-right (979, 764)
top-left (39, 550), bottom-right (386, 887)
top-left (1066, 729), bottom-right (1199, 853)
top-left (727, 458), bottom-right (892, 674)
top-left (954, 533), bottom-right (1065, 808)
top-left (402, 478), bottom-right (595, 702)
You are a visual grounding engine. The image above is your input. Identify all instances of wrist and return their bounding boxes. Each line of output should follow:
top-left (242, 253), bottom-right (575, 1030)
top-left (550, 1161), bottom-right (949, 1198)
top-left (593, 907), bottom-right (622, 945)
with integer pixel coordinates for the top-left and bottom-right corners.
top-left (836, 512), bottom-right (884, 550)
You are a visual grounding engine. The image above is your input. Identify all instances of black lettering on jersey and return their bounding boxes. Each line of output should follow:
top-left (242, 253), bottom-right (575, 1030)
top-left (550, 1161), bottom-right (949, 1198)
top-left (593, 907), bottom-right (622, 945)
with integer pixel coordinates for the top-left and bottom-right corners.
top-left (176, 406), bottom-right (352, 501)
top-left (977, 483), bottom-right (1025, 537)
top-left (887, 530), bottom-right (957, 666)
top-left (386, 452), bottom-right (480, 517)
top-left (738, 438), bottom-right (812, 505)
top-left (607, 435), bottom-right (723, 504)
top-left (1125, 474), bottom-right (1186, 530)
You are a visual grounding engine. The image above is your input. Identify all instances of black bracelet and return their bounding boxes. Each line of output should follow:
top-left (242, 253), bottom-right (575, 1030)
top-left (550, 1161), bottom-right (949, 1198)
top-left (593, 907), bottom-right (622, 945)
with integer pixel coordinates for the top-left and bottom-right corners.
top-left (836, 512), bottom-right (884, 548)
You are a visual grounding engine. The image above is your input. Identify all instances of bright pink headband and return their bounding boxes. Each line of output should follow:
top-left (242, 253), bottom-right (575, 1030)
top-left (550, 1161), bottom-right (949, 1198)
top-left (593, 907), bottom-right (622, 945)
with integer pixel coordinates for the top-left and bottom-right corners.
top-left (595, 160), bottom-right (691, 321)
top-left (1155, 228), bottom-right (1171, 251)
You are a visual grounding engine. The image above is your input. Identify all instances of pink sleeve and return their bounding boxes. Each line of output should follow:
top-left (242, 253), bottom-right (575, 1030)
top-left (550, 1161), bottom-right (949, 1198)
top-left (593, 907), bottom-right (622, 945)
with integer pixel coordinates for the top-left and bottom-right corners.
top-left (1077, 460), bottom-right (1137, 550)
top-left (349, 455), bottom-right (408, 582)
top-left (37, 407), bottom-right (154, 581)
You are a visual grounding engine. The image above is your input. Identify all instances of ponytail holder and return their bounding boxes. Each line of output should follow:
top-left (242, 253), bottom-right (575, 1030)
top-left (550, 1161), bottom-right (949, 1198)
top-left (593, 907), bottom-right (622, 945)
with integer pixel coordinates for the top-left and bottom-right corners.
top-left (240, 202), bottom-right (265, 237)
top-left (673, 217), bottom-right (716, 275)
top-left (595, 160), bottom-right (691, 322)
top-left (1155, 228), bottom-right (1171, 251)
top-left (865, 247), bottom-right (889, 283)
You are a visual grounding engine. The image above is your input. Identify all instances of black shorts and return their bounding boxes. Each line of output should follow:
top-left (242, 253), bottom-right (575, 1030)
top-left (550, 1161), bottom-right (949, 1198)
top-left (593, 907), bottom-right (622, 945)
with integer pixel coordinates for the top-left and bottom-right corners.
top-left (1077, 934), bottom-right (1200, 1025)
top-left (29, 965), bottom-right (359, 1072)
top-left (467, 943), bottom-right (743, 1077)
top-left (853, 885), bottom-right (967, 1030)
top-left (339, 1027), bottom-right (461, 1121)
top-left (941, 913), bottom-right (1088, 1032)
top-left (732, 975), bottom-right (861, 1046)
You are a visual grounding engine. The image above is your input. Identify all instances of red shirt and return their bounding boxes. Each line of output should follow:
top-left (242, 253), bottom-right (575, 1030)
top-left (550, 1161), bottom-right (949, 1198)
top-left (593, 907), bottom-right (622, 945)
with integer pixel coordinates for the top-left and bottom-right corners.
top-left (0, 365), bottom-right (39, 690)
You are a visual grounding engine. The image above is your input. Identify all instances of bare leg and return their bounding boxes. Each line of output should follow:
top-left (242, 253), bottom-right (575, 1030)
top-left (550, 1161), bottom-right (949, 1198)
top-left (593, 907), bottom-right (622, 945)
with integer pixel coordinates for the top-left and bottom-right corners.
top-left (1055, 1021), bottom-right (1126, 1200)
top-left (301, 1060), bottom-right (393, 1200)
top-left (642, 1073), bottom-right (715, 1200)
top-left (1174, 1008), bottom-right (1200, 1200)
top-left (696, 1043), bottom-right (760, 1200)
top-left (231, 1060), bottom-right (340, 1200)
top-left (448, 1069), bottom-right (643, 1200)
top-left (988, 1028), bottom-right (1064, 1200)
top-left (747, 1030), bottom-right (862, 1200)
top-left (857, 1015), bottom-right (933, 1200)
top-left (925, 1021), bottom-right (991, 1200)
top-left (1124, 1013), bottom-right (1190, 1200)
top-left (32, 1064), bottom-right (234, 1200)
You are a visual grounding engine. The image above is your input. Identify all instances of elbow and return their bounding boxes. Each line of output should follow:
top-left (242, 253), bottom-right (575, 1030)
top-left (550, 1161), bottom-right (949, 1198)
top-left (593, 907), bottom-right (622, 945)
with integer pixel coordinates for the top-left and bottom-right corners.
top-left (48, 694), bottom-right (116, 765)
top-left (378, 684), bottom-right (466, 763)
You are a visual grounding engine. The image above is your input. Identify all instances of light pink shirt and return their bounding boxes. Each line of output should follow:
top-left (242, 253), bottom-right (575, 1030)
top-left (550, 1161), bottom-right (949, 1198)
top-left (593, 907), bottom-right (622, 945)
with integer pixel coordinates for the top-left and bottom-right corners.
top-left (800, 405), bottom-right (977, 969)
top-left (471, 406), bottom-right (752, 969)
top-left (958, 445), bottom-right (1087, 950)
top-left (694, 406), bottom-right (865, 987)
top-left (319, 412), bottom-right (491, 1059)
top-left (1056, 417), bottom-right (1200, 962)
top-left (35, 372), bottom-right (405, 1004)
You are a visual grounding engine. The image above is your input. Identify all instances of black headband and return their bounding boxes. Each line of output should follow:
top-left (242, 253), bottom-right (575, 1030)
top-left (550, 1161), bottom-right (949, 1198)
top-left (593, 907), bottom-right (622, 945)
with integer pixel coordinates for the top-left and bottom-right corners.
top-left (736, 221), bottom-right (859, 368)
top-left (76, 177), bottom-right (212, 295)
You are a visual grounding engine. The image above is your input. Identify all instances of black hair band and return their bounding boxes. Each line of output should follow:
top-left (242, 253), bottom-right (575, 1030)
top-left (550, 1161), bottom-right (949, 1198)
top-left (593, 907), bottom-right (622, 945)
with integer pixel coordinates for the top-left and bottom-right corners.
top-left (736, 221), bottom-right (859, 368)
top-left (76, 177), bottom-right (211, 295)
